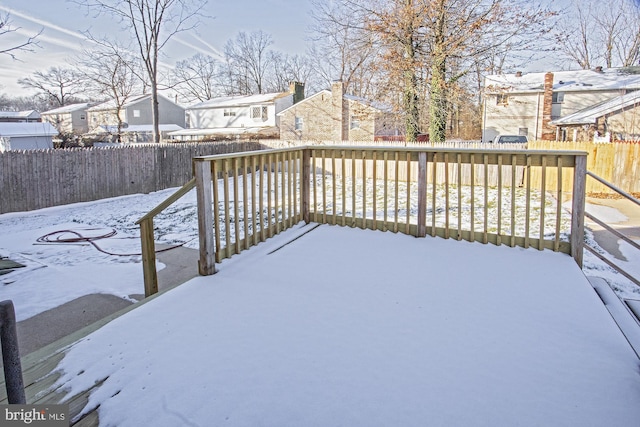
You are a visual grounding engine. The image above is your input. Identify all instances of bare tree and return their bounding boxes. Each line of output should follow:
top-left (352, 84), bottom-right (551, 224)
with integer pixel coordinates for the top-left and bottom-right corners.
top-left (18, 67), bottom-right (87, 107)
top-left (320, 0), bottom-right (557, 142)
top-left (171, 53), bottom-right (224, 102)
top-left (309, 0), bottom-right (380, 99)
top-left (78, 0), bottom-right (206, 142)
top-left (555, 0), bottom-right (640, 69)
top-left (223, 30), bottom-right (278, 95)
top-left (0, 12), bottom-right (41, 60)
top-left (77, 42), bottom-right (143, 141)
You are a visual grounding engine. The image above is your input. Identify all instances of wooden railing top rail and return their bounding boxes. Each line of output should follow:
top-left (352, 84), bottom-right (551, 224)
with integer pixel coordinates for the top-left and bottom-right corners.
top-left (193, 145), bottom-right (588, 158)
top-left (135, 178), bottom-right (197, 225)
top-left (194, 146), bottom-right (303, 162)
top-left (193, 146), bottom-right (588, 168)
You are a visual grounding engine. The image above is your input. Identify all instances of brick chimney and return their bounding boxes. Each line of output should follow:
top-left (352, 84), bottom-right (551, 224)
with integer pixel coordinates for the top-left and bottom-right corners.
top-left (331, 81), bottom-right (346, 141)
top-left (540, 72), bottom-right (555, 140)
top-left (289, 81), bottom-right (305, 104)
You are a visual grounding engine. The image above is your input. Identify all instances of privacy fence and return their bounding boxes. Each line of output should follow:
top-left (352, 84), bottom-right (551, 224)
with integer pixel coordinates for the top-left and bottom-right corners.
top-left (528, 140), bottom-right (640, 194)
top-left (0, 142), bottom-right (264, 214)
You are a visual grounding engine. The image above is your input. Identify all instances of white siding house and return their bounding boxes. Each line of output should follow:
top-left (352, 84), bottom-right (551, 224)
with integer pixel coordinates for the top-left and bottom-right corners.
top-left (86, 94), bottom-right (185, 142)
top-left (0, 122), bottom-right (57, 151)
top-left (171, 82), bottom-right (304, 141)
top-left (41, 103), bottom-right (92, 134)
top-left (482, 67), bottom-right (640, 142)
top-left (88, 94), bottom-right (185, 130)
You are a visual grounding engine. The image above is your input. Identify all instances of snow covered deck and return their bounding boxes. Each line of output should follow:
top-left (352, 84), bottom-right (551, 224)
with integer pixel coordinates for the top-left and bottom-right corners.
top-left (21, 223), bottom-right (640, 426)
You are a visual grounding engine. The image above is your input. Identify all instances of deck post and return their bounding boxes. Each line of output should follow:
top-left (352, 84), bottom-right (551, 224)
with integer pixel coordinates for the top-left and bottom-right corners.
top-left (0, 300), bottom-right (25, 404)
top-left (140, 218), bottom-right (158, 296)
top-left (195, 159), bottom-right (216, 275)
top-left (571, 154), bottom-right (587, 267)
top-left (302, 149), bottom-right (311, 223)
top-left (417, 152), bottom-right (427, 237)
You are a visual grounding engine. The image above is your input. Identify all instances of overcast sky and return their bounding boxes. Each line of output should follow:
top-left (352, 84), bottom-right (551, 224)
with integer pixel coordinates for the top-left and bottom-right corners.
top-left (0, 0), bottom-right (313, 97)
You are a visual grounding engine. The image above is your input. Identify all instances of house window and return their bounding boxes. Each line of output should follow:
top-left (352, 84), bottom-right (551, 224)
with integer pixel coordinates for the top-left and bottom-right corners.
top-left (223, 109), bottom-right (236, 117)
top-left (552, 92), bottom-right (564, 103)
top-left (496, 94), bottom-right (508, 106)
top-left (251, 106), bottom-right (268, 121)
top-left (80, 114), bottom-right (86, 120)
top-left (133, 109), bottom-right (141, 118)
top-left (295, 116), bottom-right (303, 131)
top-left (350, 115), bottom-right (361, 130)
top-left (518, 128), bottom-right (528, 137)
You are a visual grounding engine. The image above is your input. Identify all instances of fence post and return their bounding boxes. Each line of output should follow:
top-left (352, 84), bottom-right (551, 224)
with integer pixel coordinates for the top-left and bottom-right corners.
top-left (302, 149), bottom-right (311, 224)
top-left (139, 218), bottom-right (158, 297)
top-left (1, 300), bottom-right (25, 404)
top-left (195, 159), bottom-right (216, 275)
top-left (417, 152), bottom-right (427, 237)
top-left (571, 154), bottom-right (587, 267)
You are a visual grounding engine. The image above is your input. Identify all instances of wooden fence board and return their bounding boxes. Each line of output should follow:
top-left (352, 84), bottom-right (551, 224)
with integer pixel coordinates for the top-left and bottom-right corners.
top-left (0, 142), bottom-right (264, 214)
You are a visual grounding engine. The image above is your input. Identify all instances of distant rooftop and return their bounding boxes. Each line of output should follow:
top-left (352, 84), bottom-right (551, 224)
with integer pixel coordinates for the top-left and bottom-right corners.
top-left (188, 92), bottom-right (290, 110)
top-left (0, 110), bottom-right (41, 120)
top-left (485, 67), bottom-right (640, 93)
top-left (551, 90), bottom-right (640, 126)
top-left (0, 122), bottom-right (58, 137)
top-left (42, 103), bottom-right (92, 115)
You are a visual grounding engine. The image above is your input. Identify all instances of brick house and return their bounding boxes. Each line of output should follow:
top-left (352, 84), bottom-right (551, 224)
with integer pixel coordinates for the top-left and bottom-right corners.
top-left (278, 81), bottom-right (398, 142)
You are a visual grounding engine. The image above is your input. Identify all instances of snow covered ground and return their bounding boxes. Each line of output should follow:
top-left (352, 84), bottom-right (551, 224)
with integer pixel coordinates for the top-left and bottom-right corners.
top-left (0, 175), bottom-right (638, 323)
top-left (52, 224), bottom-right (640, 426)
top-left (1, 176), bottom-right (639, 424)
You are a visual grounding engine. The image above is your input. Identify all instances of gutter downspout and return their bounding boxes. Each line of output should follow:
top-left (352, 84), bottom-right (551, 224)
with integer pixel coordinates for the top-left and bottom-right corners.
top-left (534, 92), bottom-right (541, 140)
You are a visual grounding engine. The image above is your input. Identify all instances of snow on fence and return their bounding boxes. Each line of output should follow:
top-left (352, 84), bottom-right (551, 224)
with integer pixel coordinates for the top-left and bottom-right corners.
top-left (0, 141), bottom-right (264, 214)
top-left (136, 146), bottom-right (588, 296)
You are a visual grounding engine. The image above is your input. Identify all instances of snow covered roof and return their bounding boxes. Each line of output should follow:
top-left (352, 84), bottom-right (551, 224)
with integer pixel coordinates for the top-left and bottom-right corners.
top-left (551, 90), bottom-right (640, 126)
top-left (344, 93), bottom-right (393, 112)
top-left (0, 110), bottom-right (41, 120)
top-left (42, 103), bottom-right (92, 115)
top-left (88, 94), bottom-right (151, 111)
top-left (188, 92), bottom-right (290, 110)
top-left (0, 122), bottom-right (58, 137)
top-left (277, 89), bottom-right (390, 116)
top-left (485, 67), bottom-right (640, 94)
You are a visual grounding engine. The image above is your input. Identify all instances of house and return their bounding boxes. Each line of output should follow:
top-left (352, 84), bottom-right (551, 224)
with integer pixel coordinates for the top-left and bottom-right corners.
top-left (169, 82), bottom-right (305, 141)
top-left (41, 103), bottom-right (92, 134)
top-left (87, 93), bottom-right (185, 135)
top-left (0, 110), bottom-right (41, 123)
top-left (277, 81), bottom-right (399, 142)
top-left (482, 67), bottom-right (640, 142)
top-left (550, 90), bottom-right (640, 142)
top-left (0, 122), bottom-right (57, 151)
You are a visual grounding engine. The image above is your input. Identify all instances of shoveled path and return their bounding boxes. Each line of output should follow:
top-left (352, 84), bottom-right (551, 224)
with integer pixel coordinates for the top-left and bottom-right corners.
top-left (15, 246), bottom-right (198, 357)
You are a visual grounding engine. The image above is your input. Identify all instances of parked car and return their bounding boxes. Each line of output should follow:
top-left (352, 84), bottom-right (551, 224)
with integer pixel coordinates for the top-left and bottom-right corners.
top-left (493, 135), bottom-right (528, 143)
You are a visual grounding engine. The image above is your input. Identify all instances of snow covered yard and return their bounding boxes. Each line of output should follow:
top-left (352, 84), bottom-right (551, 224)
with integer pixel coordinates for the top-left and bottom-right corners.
top-left (51, 224), bottom-right (640, 426)
top-left (1, 176), bottom-right (638, 324)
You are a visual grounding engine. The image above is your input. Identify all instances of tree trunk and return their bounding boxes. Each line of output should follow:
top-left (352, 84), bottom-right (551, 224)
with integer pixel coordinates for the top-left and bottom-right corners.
top-left (152, 88), bottom-right (160, 143)
top-left (404, 69), bottom-right (419, 142)
top-left (429, 56), bottom-right (447, 143)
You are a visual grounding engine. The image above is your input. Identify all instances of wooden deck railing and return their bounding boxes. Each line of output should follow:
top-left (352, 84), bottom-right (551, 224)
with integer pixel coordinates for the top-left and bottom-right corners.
top-left (192, 146), bottom-right (588, 280)
top-left (137, 146), bottom-right (588, 295)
